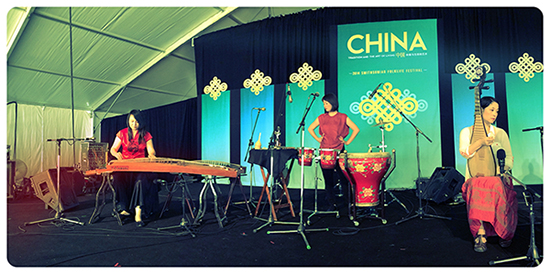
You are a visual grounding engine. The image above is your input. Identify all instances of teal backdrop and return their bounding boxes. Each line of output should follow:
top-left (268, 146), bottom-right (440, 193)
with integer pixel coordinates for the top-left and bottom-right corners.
top-left (337, 19), bottom-right (441, 189)
top-left (505, 73), bottom-right (543, 185)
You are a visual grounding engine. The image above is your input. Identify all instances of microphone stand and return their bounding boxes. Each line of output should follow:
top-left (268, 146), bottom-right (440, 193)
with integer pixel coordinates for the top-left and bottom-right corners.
top-left (522, 126), bottom-right (543, 162)
top-left (267, 94), bottom-right (328, 250)
top-left (489, 171), bottom-right (542, 266)
top-left (379, 96), bottom-right (451, 225)
top-left (25, 138), bottom-right (86, 227)
top-left (253, 86), bottom-right (299, 233)
top-left (243, 108), bottom-right (264, 209)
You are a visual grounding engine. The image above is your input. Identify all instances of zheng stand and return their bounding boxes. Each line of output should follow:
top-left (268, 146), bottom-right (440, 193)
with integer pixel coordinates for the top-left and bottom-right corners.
top-left (267, 93), bottom-right (328, 250)
top-left (25, 138), bottom-right (85, 227)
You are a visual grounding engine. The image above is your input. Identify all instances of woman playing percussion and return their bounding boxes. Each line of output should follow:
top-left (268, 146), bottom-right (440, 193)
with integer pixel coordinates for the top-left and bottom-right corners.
top-left (458, 96), bottom-right (517, 252)
top-left (110, 109), bottom-right (158, 227)
top-left (308, 93), bottom-right (360, 211)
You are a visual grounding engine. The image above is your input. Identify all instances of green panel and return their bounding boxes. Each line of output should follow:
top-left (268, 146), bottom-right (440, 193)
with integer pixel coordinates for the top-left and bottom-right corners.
top-left (285, 81), bottom-right (325, 189)
top-left (201, 91), bottom-right (230, 163)
top-left (338, 19), bottom-right (441, 189)
top-left (240, 86), bottom-right (274, 187)
top-left (505, 73), bottom-right (543, 184)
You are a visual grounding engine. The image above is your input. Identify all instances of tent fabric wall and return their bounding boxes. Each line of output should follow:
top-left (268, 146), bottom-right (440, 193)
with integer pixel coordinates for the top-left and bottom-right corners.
top-left (6, 103), bottom-right (93, 178)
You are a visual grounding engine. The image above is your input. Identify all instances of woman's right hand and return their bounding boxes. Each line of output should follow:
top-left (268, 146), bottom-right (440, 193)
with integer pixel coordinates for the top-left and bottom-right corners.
top-left (482, 136), bottom-right (495, 146)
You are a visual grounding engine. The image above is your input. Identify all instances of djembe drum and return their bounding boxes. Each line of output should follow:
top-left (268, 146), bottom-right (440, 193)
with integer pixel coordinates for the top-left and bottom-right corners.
top-left (338, 151), bottom-right (391, 207)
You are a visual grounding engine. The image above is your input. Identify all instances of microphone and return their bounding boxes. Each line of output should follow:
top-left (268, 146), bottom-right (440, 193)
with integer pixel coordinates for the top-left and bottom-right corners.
top-left (253, 107), bottom-right (266, 111)
top-left (368, 83), bottom-right (383, 100)
top-left (497, 149), bottom-right (506, 174)
top-left (311, 92), bottom-right (320, 97)
top-left (522, 126), bottom-right (543, 132)
top-left (287, 83), bottom-right (293, 103)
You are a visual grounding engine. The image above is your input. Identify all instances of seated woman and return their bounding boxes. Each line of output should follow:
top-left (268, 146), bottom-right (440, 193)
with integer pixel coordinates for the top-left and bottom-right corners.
top-left (110, 109), bottom-right (158, 227)
top-left (458, 96), bottom-right (517, 252)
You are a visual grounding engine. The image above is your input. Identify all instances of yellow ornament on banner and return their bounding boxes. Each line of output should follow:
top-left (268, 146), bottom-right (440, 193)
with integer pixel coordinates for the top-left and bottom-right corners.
top-left (289, 62), bottom-right (323, 91)
top-left (455, 54), bottom-right (491, 83)
top-left (358, 82), bottom-right (418, 131)
top-left (244, 69), bottom-right (272, 95)
top-left (509, 52), bottom-right (543, 82)
top-left (203, 76), bottom-right (228, 100)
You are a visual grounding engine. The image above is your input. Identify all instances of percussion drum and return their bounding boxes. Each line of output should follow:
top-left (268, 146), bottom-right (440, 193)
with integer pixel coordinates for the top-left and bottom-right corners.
top-left (338, 152), bottom-right (391, 207)
top-left (319, 148), bottom-right (339, 169)
top-left (298, 147), bottom-right (315, 166)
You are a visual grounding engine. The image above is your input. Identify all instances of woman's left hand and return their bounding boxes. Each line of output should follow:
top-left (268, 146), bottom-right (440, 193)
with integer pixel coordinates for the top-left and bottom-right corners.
top-left (339, 136), bottom-right (348, 145)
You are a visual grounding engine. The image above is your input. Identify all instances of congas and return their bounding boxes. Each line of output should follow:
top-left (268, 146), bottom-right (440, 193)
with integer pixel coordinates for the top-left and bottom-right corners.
top-left (319, 148), bottom-right (339, 169)
top-left (298, 147), bottom-right (315, 166)
top-left (338, 152), bottom-right (391, 207)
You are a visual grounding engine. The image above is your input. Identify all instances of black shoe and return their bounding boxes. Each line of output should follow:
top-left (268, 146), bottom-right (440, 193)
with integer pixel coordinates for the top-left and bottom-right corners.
top-left (136, 220), bottom-right (145, 228)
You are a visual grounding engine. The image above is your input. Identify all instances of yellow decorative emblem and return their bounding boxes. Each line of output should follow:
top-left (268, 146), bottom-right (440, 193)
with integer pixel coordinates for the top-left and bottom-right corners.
top-left (357, 83), bottom-right (418, 131)
top-left (455, 54), bottom-right (491, 83)
top-left (371, 162), bottom-right (383, 173)
top-left (360, 186), bottom-right (374, 198)
top-left (243, 69), bottom-right (272, 95)
top-left (509, 53), bottom-right (543, 82)
top-left (354, 163), bottom-right (366, 173)
top-left (203, 76), bottom-right (228, 100)
top-left (289, 62), bottom-right (323, 91)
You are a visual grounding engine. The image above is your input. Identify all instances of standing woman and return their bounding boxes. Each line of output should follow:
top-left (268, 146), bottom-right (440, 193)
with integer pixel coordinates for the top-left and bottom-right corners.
top-left (459, 96), bottom-right (517, 252)
top-left (110, 109), bottom-right (158, 227)
top-left (308, 93), bottom-right (360, 211)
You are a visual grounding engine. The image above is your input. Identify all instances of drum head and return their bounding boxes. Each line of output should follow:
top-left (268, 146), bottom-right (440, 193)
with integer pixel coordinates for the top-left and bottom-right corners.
top-left (339, 152), bottom-right (390, 159)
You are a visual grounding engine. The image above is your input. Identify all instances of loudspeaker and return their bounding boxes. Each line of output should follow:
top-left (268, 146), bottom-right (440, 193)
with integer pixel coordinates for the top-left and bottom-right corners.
top-left (416, 167), bottom-right (465, 204)
top-left (31, 168), bottom-right (79, 212)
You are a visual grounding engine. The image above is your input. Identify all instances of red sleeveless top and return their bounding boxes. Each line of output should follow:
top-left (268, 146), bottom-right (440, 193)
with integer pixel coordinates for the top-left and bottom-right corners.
top-left (318, 112), bottom-right (349, 150)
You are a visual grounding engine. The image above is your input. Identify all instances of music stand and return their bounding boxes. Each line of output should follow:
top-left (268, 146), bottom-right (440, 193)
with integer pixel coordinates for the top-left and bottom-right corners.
top-left (489, 172), bottom-right (542, 266)
top-left (266, 93), bottom-right (328, 250)
top-left (25, 138), bottom-right (85, 227)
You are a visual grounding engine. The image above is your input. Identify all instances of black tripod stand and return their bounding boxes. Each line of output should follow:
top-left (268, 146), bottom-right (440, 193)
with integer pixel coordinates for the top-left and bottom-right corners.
top-left (25, 138), bottom-right (85, 227)
top-left (489, 172), bottom-right (542, 266)
top-left (267, 93), bottom-right (328, 249)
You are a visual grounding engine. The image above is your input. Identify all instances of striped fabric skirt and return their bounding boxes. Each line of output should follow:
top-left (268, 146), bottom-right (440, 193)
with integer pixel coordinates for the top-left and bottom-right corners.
top-left (461, 176), bottom-right (518, 240)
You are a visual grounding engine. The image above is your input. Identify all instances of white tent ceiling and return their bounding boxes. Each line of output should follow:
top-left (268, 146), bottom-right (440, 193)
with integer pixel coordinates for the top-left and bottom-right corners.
top-left (7, 6), bottom-right (316, 118)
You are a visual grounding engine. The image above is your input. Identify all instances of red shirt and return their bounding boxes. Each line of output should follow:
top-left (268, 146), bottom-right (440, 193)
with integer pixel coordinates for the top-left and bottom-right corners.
top-left (318, 112), bottom-right (349, 150)
top-left (116, 128), bottom-right (152, 159)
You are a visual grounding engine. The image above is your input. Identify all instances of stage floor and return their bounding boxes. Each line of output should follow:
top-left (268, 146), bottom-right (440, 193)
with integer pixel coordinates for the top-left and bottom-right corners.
top-left (6, 179), bottom-right (543, 267)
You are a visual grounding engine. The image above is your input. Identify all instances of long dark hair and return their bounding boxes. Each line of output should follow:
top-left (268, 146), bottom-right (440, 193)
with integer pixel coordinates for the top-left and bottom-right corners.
top-left (127, 109), bottom-right (147, 144)
top-left (480, 96), bottom-right (499, 110)
top-left (322, 93), bottom-right (339, 112)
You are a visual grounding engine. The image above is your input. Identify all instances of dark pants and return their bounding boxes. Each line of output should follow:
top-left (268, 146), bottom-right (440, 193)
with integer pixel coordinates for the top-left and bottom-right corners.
top-left (113, 172), bottom-right (158, 216)
top-left (321, 164), bottom-right (349, 206)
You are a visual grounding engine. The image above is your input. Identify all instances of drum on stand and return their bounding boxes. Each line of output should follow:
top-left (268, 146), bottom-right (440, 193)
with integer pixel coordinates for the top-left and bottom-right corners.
top-left (298, 147), bottom-right (316, 166)
top-left (319, 148), bottom-right (339, 169)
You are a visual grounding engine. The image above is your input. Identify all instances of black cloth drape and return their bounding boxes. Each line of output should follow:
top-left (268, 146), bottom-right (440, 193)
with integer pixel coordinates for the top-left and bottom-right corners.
top-left (101, 98), bottom-right (198, 161)
top-left (195, 7), bottom-right (542, 90)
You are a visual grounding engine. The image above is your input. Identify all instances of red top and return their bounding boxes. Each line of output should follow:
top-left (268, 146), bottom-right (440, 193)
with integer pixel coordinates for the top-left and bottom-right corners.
top-left (318, 112), bottom-right (349, 150)
top-left (116, 128), bottom-right (152, 159)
